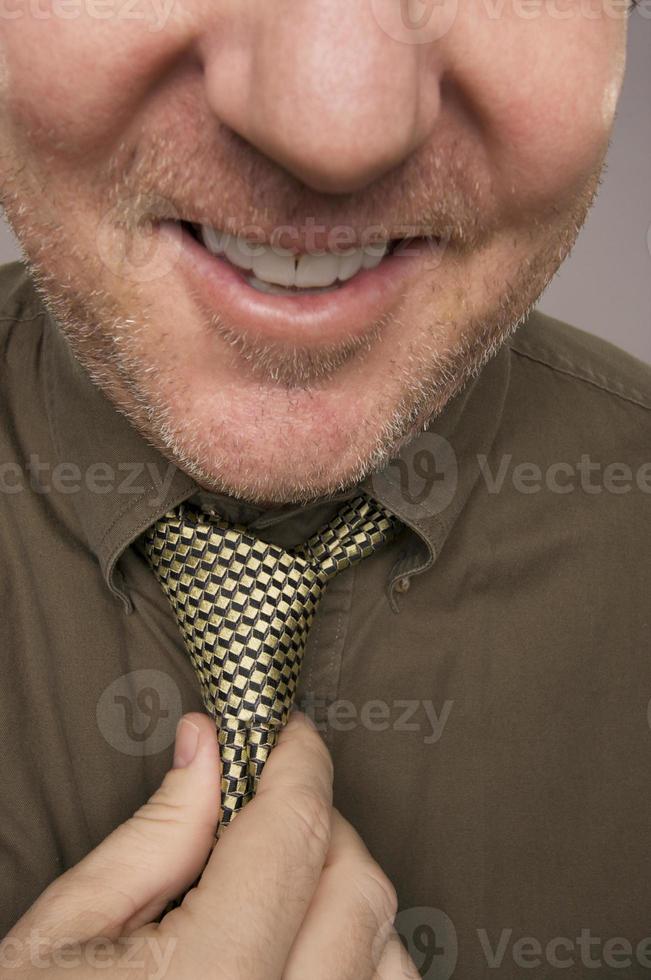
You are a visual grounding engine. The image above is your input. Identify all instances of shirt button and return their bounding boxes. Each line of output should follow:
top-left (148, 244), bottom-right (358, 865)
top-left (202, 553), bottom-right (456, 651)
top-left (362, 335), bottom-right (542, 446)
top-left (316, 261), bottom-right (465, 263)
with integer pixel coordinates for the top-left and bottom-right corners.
top-left (394, 576), bottom-right (411, 594)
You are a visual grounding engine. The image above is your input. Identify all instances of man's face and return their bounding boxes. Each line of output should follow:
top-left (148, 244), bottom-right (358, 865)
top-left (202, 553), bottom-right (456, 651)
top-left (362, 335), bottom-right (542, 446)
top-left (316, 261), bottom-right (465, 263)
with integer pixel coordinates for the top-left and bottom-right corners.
top-left (0, 1), bottom-right (627, 503)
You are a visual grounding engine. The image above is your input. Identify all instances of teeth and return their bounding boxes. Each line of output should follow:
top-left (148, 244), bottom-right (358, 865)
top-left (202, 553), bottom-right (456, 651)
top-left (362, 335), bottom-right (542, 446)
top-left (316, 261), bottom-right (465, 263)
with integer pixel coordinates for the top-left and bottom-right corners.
top-left (362, 242), bottom-right (388, 270)
top-left (224, 235), bottom-right (256, 272)
top-left (338, 250), bottom-right (365, 282)
top-left (199, 226), bottom-right (390, 290)
top-left (252, 246), bottom-right (296, 288)
top-left (201, 225), bottom-right (229, 255)
top-left (295, 252), bottom-right (340, 289)
top-left (248, 276), bottom-right (338, 297)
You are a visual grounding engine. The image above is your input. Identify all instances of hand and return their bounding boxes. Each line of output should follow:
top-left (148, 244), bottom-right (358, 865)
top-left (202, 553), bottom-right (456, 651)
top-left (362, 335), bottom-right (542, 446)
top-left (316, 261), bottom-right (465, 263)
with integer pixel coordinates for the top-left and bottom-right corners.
top-left (2, 712), bottom-right (419, 979)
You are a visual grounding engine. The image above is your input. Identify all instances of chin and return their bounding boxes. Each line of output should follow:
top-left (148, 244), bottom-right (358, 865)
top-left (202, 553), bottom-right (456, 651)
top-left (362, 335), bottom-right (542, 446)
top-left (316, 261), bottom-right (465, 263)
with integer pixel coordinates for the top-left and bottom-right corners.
top-left (157, 439), bottom-right (373, 505)
top-left (145, 406), bottom-right (400, 505)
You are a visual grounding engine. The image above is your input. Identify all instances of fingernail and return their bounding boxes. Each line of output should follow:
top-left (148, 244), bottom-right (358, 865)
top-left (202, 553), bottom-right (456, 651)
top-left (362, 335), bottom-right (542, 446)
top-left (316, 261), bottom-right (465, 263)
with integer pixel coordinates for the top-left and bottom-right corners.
top-left (173, 718), bottom-right (200, 769)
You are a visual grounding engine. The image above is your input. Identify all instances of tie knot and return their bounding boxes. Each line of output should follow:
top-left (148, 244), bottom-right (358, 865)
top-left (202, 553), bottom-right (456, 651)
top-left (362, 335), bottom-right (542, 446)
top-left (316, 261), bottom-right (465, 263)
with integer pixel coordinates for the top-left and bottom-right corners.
top-left (141, 492), bottom-right (400, 727)
top-left (145, 493), bottom-right (401, 586)
top-left (141, 493), bottom-right (401, 828)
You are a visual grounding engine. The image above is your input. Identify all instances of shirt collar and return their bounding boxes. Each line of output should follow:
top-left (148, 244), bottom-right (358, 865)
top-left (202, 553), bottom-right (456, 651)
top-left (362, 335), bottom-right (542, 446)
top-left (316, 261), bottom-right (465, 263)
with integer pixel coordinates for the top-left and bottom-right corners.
top-left (44, 308), bottom-right (511, 612)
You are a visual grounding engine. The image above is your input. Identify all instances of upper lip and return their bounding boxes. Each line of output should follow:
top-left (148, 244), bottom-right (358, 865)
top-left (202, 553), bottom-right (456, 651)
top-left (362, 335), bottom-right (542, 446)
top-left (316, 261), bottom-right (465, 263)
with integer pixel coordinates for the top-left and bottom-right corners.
top-left (138, 192), bottom-right (441, 252)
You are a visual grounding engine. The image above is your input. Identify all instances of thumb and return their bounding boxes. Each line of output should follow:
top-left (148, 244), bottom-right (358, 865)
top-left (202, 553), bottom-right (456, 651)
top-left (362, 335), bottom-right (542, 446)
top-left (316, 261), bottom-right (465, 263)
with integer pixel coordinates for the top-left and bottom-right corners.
top-left (10, 712), bottom-right (220, 944)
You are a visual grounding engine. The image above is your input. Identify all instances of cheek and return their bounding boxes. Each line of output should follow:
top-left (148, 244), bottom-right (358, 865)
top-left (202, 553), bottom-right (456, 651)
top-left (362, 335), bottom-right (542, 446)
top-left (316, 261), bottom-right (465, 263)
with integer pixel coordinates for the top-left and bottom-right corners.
top-left (0, 15), bottom-right (189, 162)
top-left (449, 10), bottom-right (626, 213)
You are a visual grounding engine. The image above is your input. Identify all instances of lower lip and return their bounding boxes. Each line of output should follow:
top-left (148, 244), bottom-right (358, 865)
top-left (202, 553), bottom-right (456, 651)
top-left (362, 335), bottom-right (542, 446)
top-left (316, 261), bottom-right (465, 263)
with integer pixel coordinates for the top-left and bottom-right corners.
top-left (160, 222), bottom-right (428, 348)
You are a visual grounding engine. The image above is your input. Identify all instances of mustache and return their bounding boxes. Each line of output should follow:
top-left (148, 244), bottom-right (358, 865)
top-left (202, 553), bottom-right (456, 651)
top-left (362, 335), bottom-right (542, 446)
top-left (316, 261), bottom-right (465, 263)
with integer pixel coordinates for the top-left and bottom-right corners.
top-left (103, 102), bottom-right (501, 254)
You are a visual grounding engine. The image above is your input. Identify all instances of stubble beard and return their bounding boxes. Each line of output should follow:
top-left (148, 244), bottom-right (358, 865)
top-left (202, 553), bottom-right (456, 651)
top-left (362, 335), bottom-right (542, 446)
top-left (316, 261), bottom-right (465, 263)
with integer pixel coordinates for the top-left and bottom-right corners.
top-left (23, 236), bottom-right (573, 506)
top-left (1, 118), bottom-right (605, 505)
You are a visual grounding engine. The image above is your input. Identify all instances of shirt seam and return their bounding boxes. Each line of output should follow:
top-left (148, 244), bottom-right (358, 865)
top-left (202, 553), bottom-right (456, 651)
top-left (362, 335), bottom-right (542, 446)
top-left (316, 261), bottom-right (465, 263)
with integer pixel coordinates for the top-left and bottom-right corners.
top-left (508, 342), bottom-right (651, 413)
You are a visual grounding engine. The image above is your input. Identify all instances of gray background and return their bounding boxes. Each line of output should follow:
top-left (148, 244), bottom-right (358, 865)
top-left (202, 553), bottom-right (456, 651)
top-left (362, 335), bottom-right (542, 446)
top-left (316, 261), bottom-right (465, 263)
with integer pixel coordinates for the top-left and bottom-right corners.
top-left (1, 18), bottom-right (649, 364)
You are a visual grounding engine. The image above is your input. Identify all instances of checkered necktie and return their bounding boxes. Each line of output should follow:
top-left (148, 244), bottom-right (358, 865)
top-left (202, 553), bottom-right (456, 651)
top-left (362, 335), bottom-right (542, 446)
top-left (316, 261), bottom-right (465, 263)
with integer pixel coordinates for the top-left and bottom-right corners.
top-left (142, 494), bottom-right (401, 832)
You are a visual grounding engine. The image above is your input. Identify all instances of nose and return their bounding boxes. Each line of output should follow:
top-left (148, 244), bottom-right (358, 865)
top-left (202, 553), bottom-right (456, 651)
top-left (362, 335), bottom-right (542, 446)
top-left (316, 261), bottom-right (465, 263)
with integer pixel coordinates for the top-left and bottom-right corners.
top-left (198, 0), bottom-right (444, 194)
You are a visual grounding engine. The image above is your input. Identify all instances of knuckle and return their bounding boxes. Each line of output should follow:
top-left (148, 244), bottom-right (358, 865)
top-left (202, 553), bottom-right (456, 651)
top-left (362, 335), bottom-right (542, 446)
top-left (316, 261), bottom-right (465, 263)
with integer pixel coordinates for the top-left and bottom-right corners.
top-left (280, 721), bottom-right (335, 785)
top-left (276, 788), bottom-right (332, 858)
top-left (133, 776), bottom-right (189, 829)
top-left (105, 784), bottom-right (195, 862)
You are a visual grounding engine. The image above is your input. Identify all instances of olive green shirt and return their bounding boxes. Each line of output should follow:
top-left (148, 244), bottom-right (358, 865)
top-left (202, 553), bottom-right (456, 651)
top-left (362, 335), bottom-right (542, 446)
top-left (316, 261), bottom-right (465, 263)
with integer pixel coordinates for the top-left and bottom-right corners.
top-left (1, 261), bottom-right (650, 977)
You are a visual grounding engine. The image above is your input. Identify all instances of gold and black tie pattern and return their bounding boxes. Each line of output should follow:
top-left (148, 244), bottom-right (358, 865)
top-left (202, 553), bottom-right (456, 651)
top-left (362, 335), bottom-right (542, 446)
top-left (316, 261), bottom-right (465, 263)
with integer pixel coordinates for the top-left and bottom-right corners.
top-left (142, 494), bottom-right (401, 832)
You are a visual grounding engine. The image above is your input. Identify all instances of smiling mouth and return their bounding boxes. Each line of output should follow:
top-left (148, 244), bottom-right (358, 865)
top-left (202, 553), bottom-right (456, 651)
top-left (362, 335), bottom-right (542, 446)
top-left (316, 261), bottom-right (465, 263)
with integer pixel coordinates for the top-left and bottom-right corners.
top-left (181, 221), bottom-right (436, 297)
top-left (157, 214), bottom-right (442, 355)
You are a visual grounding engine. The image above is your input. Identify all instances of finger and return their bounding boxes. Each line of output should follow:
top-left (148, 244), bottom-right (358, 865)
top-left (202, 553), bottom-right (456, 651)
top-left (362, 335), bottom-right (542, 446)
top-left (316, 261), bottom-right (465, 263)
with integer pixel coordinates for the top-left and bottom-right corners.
top-left (8, 712), bottom-right (221, 946)
top-left (168, 712), bottom-right (333, 980)
top-left (282, 809), bottom-right (398, 980)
